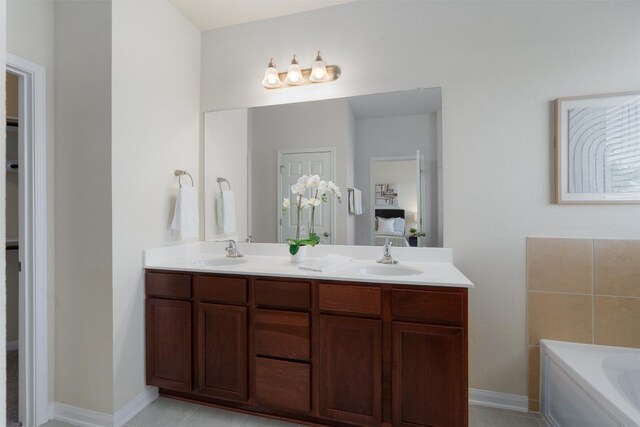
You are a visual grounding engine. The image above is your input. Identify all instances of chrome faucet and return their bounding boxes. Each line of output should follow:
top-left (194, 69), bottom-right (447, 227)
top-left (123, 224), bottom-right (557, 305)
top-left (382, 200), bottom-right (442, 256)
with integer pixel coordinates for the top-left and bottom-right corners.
top-left (225, 240), bottom-right (244, 258)
top-left (377, 239), bottom-right (398, 264)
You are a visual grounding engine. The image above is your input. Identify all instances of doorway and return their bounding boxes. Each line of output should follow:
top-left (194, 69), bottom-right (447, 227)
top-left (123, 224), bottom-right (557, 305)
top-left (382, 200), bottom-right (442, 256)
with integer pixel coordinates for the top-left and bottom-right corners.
top-left (6, 54), bottom-right (49, 427)
top-left (6, 71), bottom-right (20, 427)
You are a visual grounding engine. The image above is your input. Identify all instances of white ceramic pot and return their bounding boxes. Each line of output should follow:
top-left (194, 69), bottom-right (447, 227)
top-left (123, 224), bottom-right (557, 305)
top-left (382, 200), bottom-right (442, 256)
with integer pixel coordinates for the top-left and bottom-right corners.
top-left (290, 245), bottom-right (307, 263)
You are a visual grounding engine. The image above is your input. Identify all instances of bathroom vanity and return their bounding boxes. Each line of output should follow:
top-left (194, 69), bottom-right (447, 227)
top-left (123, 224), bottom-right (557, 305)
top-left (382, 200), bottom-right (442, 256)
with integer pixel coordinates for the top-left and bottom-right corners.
top-left (144, 243), bottom-right (472, 427)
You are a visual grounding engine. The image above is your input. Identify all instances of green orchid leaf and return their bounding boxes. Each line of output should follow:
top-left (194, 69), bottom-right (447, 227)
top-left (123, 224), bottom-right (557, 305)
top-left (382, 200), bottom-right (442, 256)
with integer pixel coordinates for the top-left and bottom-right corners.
top-left (289, 244), bottom-right (299, 255)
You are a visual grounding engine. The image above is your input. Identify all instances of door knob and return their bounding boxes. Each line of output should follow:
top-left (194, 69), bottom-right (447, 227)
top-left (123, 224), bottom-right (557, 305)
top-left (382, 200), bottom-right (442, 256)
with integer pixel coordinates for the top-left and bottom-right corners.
top-left (323, 232), bottom-right (330, 237)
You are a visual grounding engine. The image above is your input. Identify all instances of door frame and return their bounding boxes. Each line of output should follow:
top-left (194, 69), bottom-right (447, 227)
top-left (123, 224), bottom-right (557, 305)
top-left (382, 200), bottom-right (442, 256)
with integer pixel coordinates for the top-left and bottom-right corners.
top-left (6, 53), bottom-right (49, 426)
top-left (277, 147), bottom-right (336, 244)
top-left (369, 155), bottom-right (425, 246)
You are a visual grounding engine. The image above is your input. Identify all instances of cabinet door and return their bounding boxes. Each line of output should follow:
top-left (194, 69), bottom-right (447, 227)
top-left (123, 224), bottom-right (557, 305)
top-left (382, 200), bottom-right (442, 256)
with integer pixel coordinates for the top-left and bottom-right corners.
top-left (197, 303), bottom-right (248, 402)
top-left (319, 315), bottom-right (382, 426)
top-left (392, 322), bottom-right (465, 427)
top-left (146, 298), bottom-right (192, 391)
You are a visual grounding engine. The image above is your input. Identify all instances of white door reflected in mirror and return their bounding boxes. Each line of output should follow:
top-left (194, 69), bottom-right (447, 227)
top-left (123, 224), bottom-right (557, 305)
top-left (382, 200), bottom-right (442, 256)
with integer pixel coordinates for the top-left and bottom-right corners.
top-left (278, 148), bottom-right (335, 244)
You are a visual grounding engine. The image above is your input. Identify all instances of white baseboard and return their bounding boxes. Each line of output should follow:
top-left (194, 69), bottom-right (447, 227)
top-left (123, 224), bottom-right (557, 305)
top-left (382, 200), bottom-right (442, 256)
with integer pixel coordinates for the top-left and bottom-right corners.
top-left (49, 387), bottom-right (158, 427)
top-left (50, 402), bottom-right (112, 427)
top-left (469, 388), bottom-right (529, 413)
top-left (113, 387), bottom-right (158, 427)
top-left (7, 340), bottom-right (18, 351)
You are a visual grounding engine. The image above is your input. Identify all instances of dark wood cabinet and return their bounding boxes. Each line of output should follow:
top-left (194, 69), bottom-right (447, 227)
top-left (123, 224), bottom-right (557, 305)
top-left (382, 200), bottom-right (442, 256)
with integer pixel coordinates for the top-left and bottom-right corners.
top-left (146, 270), bottom-right (468, 427)
top-left (196, 302), bottom-right (248, 402)
top-left (319, 315), bottom-right (382, 426)
top-left (145, 297), bottom-right (192, 391)
top-left (393, 322), bottom-right (466, 427)
top-left (255, 357), bottom-right (310, 414)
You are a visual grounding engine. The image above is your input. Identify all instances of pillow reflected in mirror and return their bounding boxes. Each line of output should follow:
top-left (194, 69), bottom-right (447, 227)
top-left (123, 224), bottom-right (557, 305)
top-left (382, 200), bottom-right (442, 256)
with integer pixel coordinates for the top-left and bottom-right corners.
top-left (377, 217), bottom-right (396, 233)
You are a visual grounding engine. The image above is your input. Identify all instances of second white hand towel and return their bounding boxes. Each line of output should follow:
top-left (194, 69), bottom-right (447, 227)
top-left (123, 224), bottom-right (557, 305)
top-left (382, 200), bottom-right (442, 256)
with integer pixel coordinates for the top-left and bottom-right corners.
top-left (353, 188), bottom-right (363, 215)
top-left (171, 186), bottom-right (199, 239)
top-left (216, 190), bottom-right (236, 234)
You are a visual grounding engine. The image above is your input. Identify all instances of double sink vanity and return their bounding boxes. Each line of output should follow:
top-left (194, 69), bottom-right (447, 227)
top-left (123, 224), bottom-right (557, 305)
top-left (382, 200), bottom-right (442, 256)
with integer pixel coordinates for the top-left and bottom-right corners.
top-left (144, 242), bottom-right (473, 427)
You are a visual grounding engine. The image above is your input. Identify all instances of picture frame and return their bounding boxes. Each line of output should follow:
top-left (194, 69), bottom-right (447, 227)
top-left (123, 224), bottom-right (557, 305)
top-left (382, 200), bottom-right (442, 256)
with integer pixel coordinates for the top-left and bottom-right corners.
top-left (375, 183), bottom-right (398, 206)
top-left (556, 91), bottom-right (640, 204)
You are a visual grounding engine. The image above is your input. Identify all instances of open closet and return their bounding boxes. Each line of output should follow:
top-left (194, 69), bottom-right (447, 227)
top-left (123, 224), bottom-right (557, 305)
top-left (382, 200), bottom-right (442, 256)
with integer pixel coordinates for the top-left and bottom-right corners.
top-left (6, 71), bottom-right (20, 427)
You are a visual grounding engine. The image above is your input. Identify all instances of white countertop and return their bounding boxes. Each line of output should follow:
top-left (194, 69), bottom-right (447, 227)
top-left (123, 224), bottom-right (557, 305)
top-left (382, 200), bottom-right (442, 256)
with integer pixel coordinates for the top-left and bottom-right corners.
top-left (144, 242), bottom-right (474, 288)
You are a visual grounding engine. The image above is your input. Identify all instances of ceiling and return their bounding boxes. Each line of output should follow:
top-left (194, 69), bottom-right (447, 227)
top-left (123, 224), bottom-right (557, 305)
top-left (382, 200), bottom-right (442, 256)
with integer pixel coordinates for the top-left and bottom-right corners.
top-left (348, 88), bottom-right (442, 120)
top-left (169, 0), bottom-right (356, 31)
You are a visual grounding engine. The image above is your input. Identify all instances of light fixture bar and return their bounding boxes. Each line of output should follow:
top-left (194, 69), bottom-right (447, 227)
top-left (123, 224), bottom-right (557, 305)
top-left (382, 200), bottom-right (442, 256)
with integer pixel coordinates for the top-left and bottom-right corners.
top-left (262, 52), bottom-right (341, 89)
top-left (265, 65), bottom-right (341, 89)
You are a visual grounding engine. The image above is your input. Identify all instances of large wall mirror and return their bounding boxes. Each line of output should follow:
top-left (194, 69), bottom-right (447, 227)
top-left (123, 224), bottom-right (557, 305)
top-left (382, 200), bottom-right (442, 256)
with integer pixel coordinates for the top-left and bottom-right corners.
top-left (204, 88), bottom-right (443, 247)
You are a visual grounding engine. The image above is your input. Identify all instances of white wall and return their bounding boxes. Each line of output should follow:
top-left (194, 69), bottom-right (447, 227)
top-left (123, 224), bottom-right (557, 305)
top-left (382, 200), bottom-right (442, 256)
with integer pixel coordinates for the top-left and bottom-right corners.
top-left (249, 98), bottom-right (354, 244)
top-left (6, 0), bottom-right (56, 401)
top-left (204, 109), bottom-right (248, 242)
top-left (54, 0), bottom-right (114, 413)
top-left (0, 0), bottom-right (7, 419)
top-left (202, 1), bottom-right (640, 396)
top-left (345, 102), bottom-right (356, 245)
top-left (355, 113), bottom-right (437, 246)
top-left (111, 0), bottom-right (201, 412)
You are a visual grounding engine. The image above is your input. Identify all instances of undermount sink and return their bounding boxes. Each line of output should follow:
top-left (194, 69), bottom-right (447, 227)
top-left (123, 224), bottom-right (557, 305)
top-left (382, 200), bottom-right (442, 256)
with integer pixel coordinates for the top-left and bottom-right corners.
top-left (190, 257), bottom-right (248, 267)
top-left (356, 265), bottom-right (423, 277)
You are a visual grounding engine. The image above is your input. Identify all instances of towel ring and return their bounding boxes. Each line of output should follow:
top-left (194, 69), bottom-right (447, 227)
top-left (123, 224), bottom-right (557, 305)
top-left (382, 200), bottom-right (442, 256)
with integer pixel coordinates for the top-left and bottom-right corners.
top-left (174, 169), bottom-right (194, 187)
top-left (217, 177), bottom-right (231, 191)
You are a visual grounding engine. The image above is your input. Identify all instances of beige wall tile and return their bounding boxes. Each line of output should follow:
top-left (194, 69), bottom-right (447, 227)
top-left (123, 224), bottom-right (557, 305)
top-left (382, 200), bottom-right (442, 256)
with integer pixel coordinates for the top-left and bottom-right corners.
top-left (528, 292), bottom-right (592, 345)
top-left (527, 238), bottom-right (592, 294)
top-left (594, 240), bottom-right (640, 297)
top-left (594, 296), bottom-right (640, 348)
top-left (528, 345), bottom-right (540, 402)
top-left (529, 399), bottom-right (539, 412)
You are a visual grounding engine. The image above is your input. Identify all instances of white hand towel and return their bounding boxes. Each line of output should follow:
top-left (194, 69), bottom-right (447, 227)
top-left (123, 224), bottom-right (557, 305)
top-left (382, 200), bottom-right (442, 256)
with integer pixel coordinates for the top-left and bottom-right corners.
top-left (354, 188), bottom-right (363, 215)
top-left (348, 189), bottom-right (355, 213)
top-left (216, 190), bottom-right (236, 234)
top-left (171, 186), bottom-right (199, 239)
top-left (299, 254), bottom-right (352, 272)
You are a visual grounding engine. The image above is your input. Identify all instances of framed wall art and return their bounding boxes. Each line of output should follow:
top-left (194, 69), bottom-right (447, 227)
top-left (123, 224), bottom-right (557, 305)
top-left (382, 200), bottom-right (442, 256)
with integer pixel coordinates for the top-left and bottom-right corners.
top-left (556, 91), bottom-right (640, 203)
top-left (375, 183), bottom-right (398, 206)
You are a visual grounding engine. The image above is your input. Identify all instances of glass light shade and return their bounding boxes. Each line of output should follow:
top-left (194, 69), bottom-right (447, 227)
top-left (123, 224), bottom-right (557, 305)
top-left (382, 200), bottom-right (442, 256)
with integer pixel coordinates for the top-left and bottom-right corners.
top-left (261, 59), bottom-right (282, 89)
top-left (309, 51), bottom-right (328, 82)
top-left (285, 55), bottom-right (304, 86)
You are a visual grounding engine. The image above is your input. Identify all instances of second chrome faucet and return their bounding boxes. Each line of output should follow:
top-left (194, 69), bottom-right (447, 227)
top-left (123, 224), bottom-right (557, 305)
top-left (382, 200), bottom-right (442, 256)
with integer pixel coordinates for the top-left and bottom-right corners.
top-left (225, 240), bottom-right (244, 258)
top-left (377, 239), bottom-right (398, 264)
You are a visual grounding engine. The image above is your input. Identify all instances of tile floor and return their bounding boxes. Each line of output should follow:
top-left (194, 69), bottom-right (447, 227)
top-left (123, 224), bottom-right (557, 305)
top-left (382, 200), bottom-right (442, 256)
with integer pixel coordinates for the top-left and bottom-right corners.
top-left (41, 397), bottom-right (548, 427)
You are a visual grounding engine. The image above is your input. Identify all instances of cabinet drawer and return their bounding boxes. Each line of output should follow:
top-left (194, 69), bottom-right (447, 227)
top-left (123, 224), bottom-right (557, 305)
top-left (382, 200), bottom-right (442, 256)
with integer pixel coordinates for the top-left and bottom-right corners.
top-left (193, 275), bottom-right (247, 304)
top-left (392, 288), bottom-right (464, 326)
top-left (255, 357), bottom-right (310, 414)
top-left (255, 309), bottom-right (310, 361)
top-left (255, 279), bottom-right (310, 310)
top-left (319, 283), bottom-right (381, 315)
top-left (146, 272), bottom-right (191, 299)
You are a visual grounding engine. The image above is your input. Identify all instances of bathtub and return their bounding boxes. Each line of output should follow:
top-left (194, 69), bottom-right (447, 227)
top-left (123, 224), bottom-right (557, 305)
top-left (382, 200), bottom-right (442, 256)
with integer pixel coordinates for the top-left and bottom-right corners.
top-left (541, 340), bottom-right (640, 427)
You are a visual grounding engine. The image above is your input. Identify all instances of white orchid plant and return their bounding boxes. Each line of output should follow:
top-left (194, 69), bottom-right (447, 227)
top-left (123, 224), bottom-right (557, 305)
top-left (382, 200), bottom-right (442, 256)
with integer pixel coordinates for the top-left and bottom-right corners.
top-left (282, 174), bottom-right (342, 255)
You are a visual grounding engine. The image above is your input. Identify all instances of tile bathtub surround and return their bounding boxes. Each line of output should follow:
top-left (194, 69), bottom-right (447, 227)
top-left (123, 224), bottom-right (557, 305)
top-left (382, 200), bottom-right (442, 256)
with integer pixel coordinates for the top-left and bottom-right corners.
top-left (526, 237), bottom-right (640, 411)
top-left (594, 296), bottom-right (640, 348)
top-left (527, 292), bottom-right (592, 344)
top-left (594, 239), bottom-right (640, 297)
top-left (527, 238), bottom-right (592, 294)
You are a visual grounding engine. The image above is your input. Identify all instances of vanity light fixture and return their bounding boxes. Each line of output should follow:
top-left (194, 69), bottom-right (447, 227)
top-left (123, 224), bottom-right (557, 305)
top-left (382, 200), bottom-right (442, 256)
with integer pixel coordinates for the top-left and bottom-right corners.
top-left (261, 58), bottom-right (282, 89)
top-left (309, 51), bottom-right (328, 82)
top-left (285, 54), bottom-right (304, 86)
top-left (262, 51), bottom-right (341, 89)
